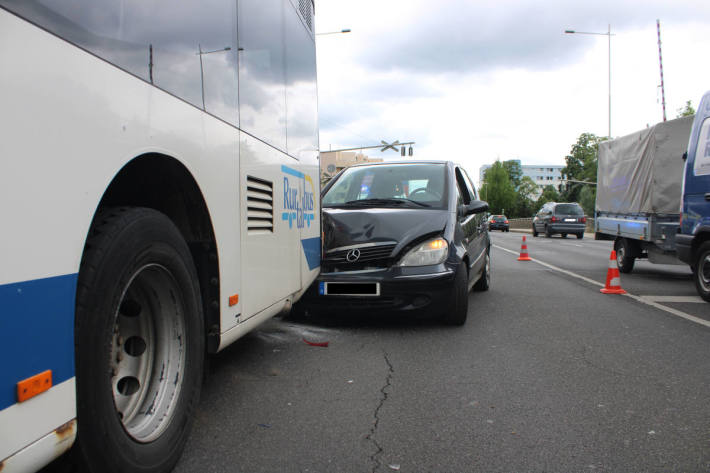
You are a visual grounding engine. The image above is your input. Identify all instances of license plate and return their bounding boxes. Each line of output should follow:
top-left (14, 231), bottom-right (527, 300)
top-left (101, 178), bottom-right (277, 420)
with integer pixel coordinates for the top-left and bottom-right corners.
top-left (319, 281), bottom-right (380, 296)
top-left (564, 218), bottom-right (576, 222)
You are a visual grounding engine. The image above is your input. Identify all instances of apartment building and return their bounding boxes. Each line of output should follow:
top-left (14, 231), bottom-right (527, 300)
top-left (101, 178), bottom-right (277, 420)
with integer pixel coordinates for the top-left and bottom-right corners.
top-left (319, 151), bottom-right (383, 183)
top-left (479, 160), bottom-right (564, 196)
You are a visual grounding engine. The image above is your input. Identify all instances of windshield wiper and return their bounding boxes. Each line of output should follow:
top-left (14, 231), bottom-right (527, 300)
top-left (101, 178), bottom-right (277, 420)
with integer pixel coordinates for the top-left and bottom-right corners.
top-left (338, 198), bottom-right (430, 208)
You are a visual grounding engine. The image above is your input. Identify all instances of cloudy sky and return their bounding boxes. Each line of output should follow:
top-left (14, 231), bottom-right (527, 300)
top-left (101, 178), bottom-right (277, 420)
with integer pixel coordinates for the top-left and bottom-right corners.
top-left (314, 0), bottom-right (710, 185)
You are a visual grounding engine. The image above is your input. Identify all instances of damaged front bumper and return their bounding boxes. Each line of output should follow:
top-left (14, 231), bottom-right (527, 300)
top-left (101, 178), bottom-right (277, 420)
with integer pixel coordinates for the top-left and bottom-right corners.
top-left (300, 263), bottom-right (456, 315)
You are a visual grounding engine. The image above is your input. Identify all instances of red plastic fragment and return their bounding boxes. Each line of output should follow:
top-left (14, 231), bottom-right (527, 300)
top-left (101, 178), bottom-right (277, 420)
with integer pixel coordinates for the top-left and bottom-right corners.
top-left (303, 338), bottom-right (329, 347)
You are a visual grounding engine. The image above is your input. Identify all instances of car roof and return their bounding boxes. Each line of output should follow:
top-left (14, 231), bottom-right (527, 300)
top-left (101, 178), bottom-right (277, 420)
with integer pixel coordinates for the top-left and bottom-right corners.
top-left (345, 160), bottom-right (453, 168)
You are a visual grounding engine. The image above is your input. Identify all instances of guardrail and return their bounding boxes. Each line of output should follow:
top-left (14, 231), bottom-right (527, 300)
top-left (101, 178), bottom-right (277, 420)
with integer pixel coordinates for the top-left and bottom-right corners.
top-left (506, 217), bottom-right (596, 233)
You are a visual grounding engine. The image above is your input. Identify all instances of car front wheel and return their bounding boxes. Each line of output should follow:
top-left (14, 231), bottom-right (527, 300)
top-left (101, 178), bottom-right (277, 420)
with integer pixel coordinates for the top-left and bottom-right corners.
top-left (473, 249), bottom-right (491, 292)
top-left (442, 263), bottom-right (469, 325)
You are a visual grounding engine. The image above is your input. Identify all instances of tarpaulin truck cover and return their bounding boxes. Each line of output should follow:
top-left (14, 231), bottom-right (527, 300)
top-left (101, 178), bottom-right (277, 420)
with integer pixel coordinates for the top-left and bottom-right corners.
top-left (596, 115), bottom-right (694, 215)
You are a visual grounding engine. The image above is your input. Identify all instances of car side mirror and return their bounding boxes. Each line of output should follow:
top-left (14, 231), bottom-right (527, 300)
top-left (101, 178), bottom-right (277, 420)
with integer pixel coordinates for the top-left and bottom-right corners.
top-left (682, 151), bottom-right (688, 161)
top-left (459, 200), bottom-right (488, 217)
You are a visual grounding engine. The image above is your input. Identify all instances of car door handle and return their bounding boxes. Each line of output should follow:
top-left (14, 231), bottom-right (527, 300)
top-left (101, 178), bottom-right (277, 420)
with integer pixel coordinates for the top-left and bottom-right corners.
top-left (705, 193), bottom-right (710, 201)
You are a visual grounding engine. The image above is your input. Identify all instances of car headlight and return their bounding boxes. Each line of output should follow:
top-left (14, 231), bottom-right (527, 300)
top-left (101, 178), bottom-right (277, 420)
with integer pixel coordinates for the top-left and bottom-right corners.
top-left (397, 237), bottom-right (448, 266)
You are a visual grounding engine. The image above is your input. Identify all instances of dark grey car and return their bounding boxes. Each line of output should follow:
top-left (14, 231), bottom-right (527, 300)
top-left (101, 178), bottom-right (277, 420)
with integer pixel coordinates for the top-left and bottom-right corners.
top-left (532, 202), bottom-right (586, 239)
top-left (299, 161), bottom-right (490, 325)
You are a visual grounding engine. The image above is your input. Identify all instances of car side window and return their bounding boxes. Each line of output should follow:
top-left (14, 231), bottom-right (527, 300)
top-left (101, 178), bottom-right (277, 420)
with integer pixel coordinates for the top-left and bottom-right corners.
top-left (462, 169), bottom-right (478, 200)
top-left (455, 167), bottom-right (472, 204)
top-left (455, 183), bottom-right (464, 206)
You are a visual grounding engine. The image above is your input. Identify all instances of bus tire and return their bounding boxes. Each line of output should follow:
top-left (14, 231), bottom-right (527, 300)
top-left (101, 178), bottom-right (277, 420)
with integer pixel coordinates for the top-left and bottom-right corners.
top-left (74, 207), bottom-right (204, 473)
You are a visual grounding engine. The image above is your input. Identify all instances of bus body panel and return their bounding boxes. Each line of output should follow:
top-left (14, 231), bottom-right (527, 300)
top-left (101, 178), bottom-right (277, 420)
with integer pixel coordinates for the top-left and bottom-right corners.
top-left (239, 134), bottom-right (301, 319)
top-left (0, 8), bottom-right (241, 462)
top-left (0, 380), bottom-right (76, 469)
top-left (0, 1), bottom-right (319, 468)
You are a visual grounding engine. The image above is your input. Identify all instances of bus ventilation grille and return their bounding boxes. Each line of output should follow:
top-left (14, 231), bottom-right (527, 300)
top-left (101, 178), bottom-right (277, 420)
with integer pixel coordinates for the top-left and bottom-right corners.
top-left (299, 0), bottom-right (313, 32)
top-left (246, 176), bottom-right (274, 234)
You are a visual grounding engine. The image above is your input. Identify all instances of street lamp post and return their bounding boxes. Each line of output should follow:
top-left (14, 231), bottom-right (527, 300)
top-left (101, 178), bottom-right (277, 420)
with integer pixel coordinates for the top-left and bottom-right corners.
top-left (315, 29), bottom-right (351, 36)
top-left (565, 25), bottom-right (614, 138)
top-left (196, 45), bottom-right (232, 110)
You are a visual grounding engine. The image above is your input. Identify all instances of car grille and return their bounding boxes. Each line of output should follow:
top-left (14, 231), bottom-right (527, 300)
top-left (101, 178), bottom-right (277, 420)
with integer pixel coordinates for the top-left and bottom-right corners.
top-left (323, 243), bottom-right (396, 270)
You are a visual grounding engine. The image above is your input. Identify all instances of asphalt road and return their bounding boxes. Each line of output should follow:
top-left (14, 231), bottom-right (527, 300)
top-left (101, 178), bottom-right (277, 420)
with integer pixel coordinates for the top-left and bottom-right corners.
top-left (170, 232), bottom-right (710, 473)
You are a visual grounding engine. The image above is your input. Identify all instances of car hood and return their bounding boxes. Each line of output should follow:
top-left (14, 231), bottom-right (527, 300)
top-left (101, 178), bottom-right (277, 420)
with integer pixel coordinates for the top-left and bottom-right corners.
top-left (322, 208), bottom-right (450, 253)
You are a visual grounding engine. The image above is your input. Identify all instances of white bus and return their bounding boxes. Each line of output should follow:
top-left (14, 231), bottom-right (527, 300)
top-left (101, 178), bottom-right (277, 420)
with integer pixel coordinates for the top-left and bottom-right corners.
top-left (0, 1), bottom-right (320, 471)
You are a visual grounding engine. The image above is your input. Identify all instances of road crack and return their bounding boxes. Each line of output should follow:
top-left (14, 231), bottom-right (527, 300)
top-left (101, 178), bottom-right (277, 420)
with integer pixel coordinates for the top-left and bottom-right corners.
top-left (366, 352), bottom-right (394, 473)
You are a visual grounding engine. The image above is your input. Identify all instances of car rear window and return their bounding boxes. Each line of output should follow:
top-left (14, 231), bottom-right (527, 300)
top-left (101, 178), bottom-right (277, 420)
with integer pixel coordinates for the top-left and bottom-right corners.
top-left (554, 204), bottom-right (583, 215)
top-left (493, 217), bottom-right (506, 222)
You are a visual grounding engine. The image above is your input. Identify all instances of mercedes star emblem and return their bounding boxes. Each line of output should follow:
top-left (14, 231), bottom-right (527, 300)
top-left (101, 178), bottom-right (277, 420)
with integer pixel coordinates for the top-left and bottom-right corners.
top-left (346, 248), bottom-right (361, 262)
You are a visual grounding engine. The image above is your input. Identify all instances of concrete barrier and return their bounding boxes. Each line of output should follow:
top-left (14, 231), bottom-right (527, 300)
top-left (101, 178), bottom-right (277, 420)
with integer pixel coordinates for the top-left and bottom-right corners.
top-left (506, 217), bottom-right (596, 234)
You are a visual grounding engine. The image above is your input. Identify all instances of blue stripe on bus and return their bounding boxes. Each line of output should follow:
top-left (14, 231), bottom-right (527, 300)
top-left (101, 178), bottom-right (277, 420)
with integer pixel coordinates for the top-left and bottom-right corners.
top-left (301, 237), bottom-right (321, 271)
top-left (0, 274), bottom-right (77, 410)
top-left (281, 165), bottom-right (304, 179)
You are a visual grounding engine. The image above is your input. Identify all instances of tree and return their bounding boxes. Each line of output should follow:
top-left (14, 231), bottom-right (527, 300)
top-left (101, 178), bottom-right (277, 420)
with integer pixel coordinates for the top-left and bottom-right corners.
top-left (513, 176), bottom-right (538, 218)
top-left (676, 100), bottom-right (695, 118)
top-left (536, 185), bottom-right (559, 211)
top-left (578, 185), bottom-right (596, 216)
top-left (480, 161), bottom-right (515, 215)
top-left (560, 133), bottom-right (606, 203)
top-left (502, 160), bottom-right (522, 189)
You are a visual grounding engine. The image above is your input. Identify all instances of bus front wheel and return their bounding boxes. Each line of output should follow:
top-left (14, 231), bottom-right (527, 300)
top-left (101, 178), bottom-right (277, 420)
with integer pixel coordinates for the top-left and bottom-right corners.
top-left (74, 207), bottom-right (204, 473)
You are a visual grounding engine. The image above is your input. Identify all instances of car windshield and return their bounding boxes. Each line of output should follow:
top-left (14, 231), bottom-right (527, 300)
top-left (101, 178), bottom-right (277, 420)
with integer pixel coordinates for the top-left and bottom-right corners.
top-left (322, 163), bottom-right (447, 209)
top-left (554, 204), bottom-right (583, 215)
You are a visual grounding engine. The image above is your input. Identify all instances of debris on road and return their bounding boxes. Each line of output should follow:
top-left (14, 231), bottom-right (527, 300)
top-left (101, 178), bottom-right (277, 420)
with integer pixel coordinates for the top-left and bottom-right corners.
top-left (303, 338), bottom-right (329, 347)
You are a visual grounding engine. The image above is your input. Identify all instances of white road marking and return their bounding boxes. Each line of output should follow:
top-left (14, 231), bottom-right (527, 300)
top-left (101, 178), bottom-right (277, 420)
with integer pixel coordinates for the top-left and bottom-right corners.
top-left (495, 245), bottom-right (604, 287)
top-left (494, 244), bottom-right (710, 329)
top-left (639, 295), bottom-right (705, 303)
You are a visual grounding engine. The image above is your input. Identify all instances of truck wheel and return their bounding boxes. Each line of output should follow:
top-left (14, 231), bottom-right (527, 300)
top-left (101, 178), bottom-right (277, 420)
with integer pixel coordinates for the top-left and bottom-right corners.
top-left (532, 225), bottom-right (538, 237)
top-left (74, 207), bottom-right (204, 473)
top-left (614, 238), bottom-right (635, 273)
top-left (561, 233), bottom-right (567, 238)
top-left (576, 233), bottom-right (584, 239)
top-left (442, 263), bottom-right (468, 325)
top-left (693, 242), bottom-right (710, 302)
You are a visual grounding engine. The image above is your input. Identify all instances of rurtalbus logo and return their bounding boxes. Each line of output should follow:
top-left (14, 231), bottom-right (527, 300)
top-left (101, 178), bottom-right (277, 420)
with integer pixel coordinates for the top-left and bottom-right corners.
top-left (281, 165), bottom-right (316, 229)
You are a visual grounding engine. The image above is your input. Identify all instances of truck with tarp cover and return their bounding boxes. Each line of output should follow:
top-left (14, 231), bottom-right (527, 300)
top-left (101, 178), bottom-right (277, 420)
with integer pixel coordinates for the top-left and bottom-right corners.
top-left (595, 116), bottom-right (693, 272)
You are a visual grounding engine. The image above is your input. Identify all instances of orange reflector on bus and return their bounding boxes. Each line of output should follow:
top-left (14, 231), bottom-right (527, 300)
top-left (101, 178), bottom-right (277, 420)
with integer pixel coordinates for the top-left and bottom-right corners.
top-left (229, 294), bottom-right (239, 306)
top-left (17, 370), bottom-right (52, 402)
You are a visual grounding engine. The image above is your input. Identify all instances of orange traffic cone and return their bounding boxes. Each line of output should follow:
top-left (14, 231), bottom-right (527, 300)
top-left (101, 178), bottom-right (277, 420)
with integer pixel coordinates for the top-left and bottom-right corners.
top-left (600, 250), bottom-right (627, 294)
top-left (517, 235), bottom-right (532, 261)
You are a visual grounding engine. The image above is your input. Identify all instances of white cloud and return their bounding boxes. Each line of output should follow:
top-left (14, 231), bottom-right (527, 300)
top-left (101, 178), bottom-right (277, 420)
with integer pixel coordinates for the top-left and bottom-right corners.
top-left (315, 0), bottom-right (710, 185)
